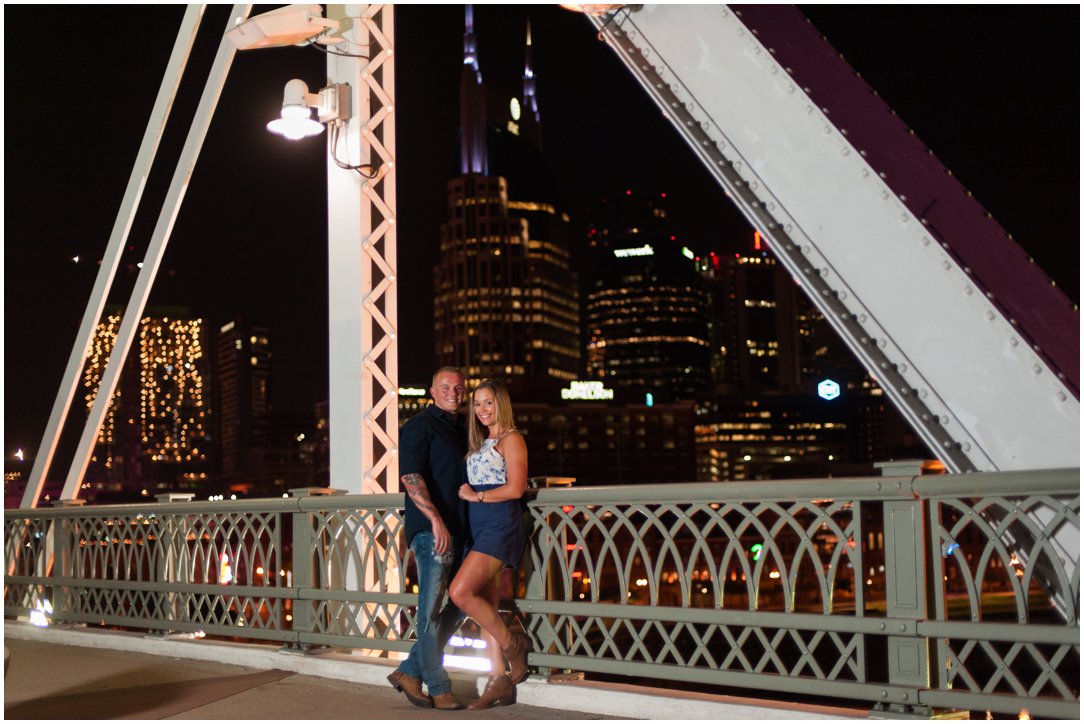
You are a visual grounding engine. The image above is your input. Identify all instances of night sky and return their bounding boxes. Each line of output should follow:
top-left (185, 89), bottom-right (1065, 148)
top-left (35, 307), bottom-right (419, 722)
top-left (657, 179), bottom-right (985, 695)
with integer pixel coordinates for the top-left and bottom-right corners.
top-left (4, 5), bottom-right (1079, 465)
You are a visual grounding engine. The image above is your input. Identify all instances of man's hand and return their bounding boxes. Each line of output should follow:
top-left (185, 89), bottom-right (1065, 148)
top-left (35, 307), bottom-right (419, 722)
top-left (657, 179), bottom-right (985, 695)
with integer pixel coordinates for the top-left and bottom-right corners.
top-left (430, 517), bottom-right (451, 555)
top-left (402, 472), bottom-right (452, 554)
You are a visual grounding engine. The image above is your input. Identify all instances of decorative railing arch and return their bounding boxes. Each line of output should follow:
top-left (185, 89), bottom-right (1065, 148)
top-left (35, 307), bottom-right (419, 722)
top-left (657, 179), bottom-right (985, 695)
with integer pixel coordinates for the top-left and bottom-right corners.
top-left (5, 469), bottom-right (1079, 718)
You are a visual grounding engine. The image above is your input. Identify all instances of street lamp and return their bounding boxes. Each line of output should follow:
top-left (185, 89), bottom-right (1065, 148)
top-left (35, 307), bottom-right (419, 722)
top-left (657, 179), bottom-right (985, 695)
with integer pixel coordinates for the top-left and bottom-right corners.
top-left (266, 78), bottom-right (350, 140)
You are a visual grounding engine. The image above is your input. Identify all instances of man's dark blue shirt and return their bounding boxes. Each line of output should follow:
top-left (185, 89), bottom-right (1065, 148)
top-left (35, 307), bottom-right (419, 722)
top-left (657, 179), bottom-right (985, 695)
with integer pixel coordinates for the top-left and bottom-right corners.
top-left (399, 404), bottom-right (469, 547)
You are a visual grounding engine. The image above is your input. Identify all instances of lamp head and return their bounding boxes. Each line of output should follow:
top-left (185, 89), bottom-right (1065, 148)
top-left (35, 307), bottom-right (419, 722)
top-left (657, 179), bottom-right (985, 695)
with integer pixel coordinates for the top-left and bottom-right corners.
top-left (266, 79), bottom-right (324, 140)
top-left (228, 4), bottom-right (341, 50)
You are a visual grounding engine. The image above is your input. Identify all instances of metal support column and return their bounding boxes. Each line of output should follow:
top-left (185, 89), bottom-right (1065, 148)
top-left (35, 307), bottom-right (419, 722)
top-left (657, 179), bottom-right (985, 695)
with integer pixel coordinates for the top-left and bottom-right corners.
top-left (325, 3), bottom-right (398, 496)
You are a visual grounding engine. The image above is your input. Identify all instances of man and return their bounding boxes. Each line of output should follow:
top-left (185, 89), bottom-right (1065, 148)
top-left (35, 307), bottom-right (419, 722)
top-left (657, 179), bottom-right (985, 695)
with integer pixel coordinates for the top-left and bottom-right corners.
top-left (386, 367), bottom-right (469, 710)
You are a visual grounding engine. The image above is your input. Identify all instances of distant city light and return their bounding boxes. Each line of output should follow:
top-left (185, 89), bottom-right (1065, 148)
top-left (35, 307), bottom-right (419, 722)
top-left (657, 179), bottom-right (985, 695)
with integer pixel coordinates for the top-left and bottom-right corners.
top-left (613, 244), bottom-right (654, 258)
top-left (398, 387), bottom-right (426, 396)
top-left (562, 380), bottom-right (614, 400)
top-left (72, 256), bottom-right (80, 263)
top-left (14, 449), bottom-right (24, 461)
top-left (219, 553), bottom-right (234, 584)
top-left (818, 379), bottom-right (841, 400)
top-left (645, 392), bottom-right (654, 407)
top-left (682, 247), bottom-right (695, 260)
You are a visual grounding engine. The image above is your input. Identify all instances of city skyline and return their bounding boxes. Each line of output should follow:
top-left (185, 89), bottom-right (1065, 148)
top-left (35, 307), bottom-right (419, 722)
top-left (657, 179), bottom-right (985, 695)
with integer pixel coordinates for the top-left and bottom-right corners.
top-left (4, 5), bottom-right (1079, 466)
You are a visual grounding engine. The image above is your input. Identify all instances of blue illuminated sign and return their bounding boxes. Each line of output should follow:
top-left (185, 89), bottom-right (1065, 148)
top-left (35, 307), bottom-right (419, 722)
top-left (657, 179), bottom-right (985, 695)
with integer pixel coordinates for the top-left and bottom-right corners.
top-left (818, 379), bottom-right (841, 401)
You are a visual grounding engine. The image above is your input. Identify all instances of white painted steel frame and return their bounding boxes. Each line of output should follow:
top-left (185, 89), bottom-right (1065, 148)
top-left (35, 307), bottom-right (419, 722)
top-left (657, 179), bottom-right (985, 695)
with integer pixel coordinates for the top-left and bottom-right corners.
top-left (21, 6), bottom-right (207, 509)
top-left (588, 6), bottom-right (1079, 473)
top-left (54, 5), bottom-right (253, 505)
top-left (326, 4), bottom-right (398, 496)
top-left (26, 4), bottom-right (400, 506)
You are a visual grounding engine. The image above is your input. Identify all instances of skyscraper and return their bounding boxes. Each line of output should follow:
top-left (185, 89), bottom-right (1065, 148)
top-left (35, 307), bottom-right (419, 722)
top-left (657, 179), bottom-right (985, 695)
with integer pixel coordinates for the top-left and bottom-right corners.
top-left (693, 233), bottom-right (896, 480)
top-left (83, 308), bottom-right (211, 495)
top-left (702, 233), bottom-right (802, 394)
top-left (584, 192), bottom-right (712, 402)
top-left (433, 8), bottom-right (579, 384)
top-left (214, 319), bottom-right (271, 485)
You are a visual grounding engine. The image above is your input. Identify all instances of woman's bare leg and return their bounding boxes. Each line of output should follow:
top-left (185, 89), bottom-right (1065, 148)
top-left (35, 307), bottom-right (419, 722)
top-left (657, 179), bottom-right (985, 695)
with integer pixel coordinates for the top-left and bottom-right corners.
top-left (450, 551), bottom-right (512, 652)
top-left (478, 576), bottom-right (504, 674)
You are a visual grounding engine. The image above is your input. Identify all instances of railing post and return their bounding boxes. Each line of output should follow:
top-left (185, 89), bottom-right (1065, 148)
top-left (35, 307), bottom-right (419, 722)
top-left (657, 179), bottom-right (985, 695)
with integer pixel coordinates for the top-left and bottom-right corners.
top-left (53, 499), bottom-right (85, 624)
top-left (877, 461), bottom-right (931, 717)
top-left (524, 477), bottom-right (576, 681)
top-left (284, 487), bottom-right (340, 653)
top-left (153, 493), bottom-right (194, 634)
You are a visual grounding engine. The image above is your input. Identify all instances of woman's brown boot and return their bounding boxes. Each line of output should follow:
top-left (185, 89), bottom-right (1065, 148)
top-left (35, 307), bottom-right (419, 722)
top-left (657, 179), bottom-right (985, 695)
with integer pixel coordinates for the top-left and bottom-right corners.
top-left (501, 632), bottom-right (530, 684)
top-left (467, 674), bottom-right (516, 710)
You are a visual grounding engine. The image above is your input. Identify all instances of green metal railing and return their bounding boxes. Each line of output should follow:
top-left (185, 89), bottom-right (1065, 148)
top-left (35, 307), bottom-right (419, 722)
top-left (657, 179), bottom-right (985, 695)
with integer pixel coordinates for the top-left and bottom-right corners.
top-left (5, 469), bottom-right (1079, 718)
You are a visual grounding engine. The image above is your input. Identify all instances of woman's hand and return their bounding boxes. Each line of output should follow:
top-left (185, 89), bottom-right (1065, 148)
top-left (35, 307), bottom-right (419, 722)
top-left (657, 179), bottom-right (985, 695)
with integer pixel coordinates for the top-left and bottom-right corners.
top-left (458, 483), bottom-right (474, 501)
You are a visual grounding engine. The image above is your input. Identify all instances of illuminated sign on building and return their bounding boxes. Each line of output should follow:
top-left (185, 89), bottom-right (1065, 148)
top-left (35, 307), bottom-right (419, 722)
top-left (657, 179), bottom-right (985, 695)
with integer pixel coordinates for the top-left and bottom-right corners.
top-left (818, 379), bottom-right (841, 401)
top-left (398, 387), bottom-right (427, 397)
top-left (613, 244), bottom-right (654, 258)
top-left (561, 380), bottom-right (615, 400)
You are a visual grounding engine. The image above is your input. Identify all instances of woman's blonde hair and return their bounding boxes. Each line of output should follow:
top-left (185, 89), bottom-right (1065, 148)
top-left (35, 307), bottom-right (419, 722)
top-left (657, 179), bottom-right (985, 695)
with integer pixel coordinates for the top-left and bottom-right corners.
top-left (467, 379), bottom-right (515, 457)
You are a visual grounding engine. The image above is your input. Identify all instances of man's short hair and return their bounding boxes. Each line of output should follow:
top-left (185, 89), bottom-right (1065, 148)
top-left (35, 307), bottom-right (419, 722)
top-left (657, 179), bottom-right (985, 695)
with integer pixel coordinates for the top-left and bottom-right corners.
top-left (432, 366), bottom-right (465, 386)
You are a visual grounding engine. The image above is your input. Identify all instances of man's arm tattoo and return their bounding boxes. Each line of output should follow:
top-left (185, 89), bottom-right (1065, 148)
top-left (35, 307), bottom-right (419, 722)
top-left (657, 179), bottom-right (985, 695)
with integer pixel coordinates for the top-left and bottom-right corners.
top-left (402, 473), bottom-right (441, 521)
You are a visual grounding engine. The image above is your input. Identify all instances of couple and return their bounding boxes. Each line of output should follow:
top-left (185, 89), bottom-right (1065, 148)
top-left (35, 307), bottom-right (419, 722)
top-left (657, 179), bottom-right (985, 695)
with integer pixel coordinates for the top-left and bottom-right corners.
top-left (387, 367), bottom-right (530, 711)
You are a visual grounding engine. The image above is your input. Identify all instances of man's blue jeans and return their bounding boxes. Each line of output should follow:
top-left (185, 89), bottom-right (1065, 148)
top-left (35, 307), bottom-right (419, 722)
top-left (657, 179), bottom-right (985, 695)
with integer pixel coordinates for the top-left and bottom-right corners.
top-left (395, 531), bottom-right (464, 696)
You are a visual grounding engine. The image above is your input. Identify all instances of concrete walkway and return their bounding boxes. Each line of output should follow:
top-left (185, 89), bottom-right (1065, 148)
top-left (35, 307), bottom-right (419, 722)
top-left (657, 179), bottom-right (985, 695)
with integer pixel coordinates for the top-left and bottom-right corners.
top-left (4, 622), bottom-right (865, 720)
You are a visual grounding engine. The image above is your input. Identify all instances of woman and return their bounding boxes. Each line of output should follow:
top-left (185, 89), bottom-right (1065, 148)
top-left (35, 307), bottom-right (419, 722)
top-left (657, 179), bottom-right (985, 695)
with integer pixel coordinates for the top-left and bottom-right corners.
top-left (449, 379), bottom-right (530, 710)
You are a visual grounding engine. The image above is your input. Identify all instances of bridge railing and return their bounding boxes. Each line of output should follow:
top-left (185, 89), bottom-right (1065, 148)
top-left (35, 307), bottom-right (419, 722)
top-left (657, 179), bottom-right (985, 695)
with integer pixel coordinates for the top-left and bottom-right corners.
top-left (4, 469), bottom-right (1078, 718)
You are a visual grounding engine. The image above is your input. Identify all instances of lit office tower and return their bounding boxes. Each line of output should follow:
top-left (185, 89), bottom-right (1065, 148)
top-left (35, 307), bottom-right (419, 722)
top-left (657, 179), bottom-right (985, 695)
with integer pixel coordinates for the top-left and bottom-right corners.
top-left (585, 192), bottom-right (712, 402)
top-left (215, 320), bottom-right (271, 484)
top-left (703, 231), bottom-right (803, 393)
top-left (433, 8), bottom-right (579, 383)
top-left (83, 310), bottom-right (210, 491)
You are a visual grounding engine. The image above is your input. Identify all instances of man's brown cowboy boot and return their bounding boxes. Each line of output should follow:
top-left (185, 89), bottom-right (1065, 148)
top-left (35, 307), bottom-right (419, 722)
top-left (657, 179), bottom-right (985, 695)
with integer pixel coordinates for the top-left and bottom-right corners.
top-left (386, 670), bottom-right (433, 708)
top-left (432, 692), bottom-right (465, 710)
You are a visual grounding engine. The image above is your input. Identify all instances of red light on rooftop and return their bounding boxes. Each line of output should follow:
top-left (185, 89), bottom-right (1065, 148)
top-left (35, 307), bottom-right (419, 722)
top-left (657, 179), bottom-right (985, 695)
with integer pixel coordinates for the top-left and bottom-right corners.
top-left (625, 189), bottom-right (632, 196)
top-left (661, 192), bottom-right (667, 198)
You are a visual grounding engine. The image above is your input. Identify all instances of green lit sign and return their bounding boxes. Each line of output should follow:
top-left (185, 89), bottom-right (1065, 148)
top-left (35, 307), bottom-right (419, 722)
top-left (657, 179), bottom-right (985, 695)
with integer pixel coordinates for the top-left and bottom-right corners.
top-left (398, 387), bottom-right (427, 397)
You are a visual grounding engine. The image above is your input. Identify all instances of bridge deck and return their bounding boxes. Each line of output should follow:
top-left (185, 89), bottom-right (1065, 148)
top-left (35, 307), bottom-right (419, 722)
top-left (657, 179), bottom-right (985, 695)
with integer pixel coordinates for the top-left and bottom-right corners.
top-left (3, 623), bottom-right (863, 720)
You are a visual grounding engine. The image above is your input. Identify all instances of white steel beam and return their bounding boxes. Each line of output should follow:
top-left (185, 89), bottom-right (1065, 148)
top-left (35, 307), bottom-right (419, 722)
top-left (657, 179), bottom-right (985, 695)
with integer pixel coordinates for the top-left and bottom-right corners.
top-left (58, 5), bottom-right (252, 503)
top-left (326, 4), bottom-right (398, 495)
top-left (21, 5), bottom-right (206, 509)
top-left (589, 5), bottom-right (1078, 473)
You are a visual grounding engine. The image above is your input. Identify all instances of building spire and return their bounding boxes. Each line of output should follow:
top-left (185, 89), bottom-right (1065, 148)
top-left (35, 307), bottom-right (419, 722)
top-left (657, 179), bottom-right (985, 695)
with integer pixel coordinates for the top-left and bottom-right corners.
top-left (460, 5), bottom-right (487, 174)
top-left (521, 17), bottom-right (542, 150)
top-left (464, 4), bottom-right (480, 77)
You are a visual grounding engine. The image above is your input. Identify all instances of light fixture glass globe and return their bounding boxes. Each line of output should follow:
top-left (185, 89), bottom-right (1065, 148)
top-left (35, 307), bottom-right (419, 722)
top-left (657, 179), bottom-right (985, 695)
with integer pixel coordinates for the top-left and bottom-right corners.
top-left (267, 105), bottom-right (324, 140)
